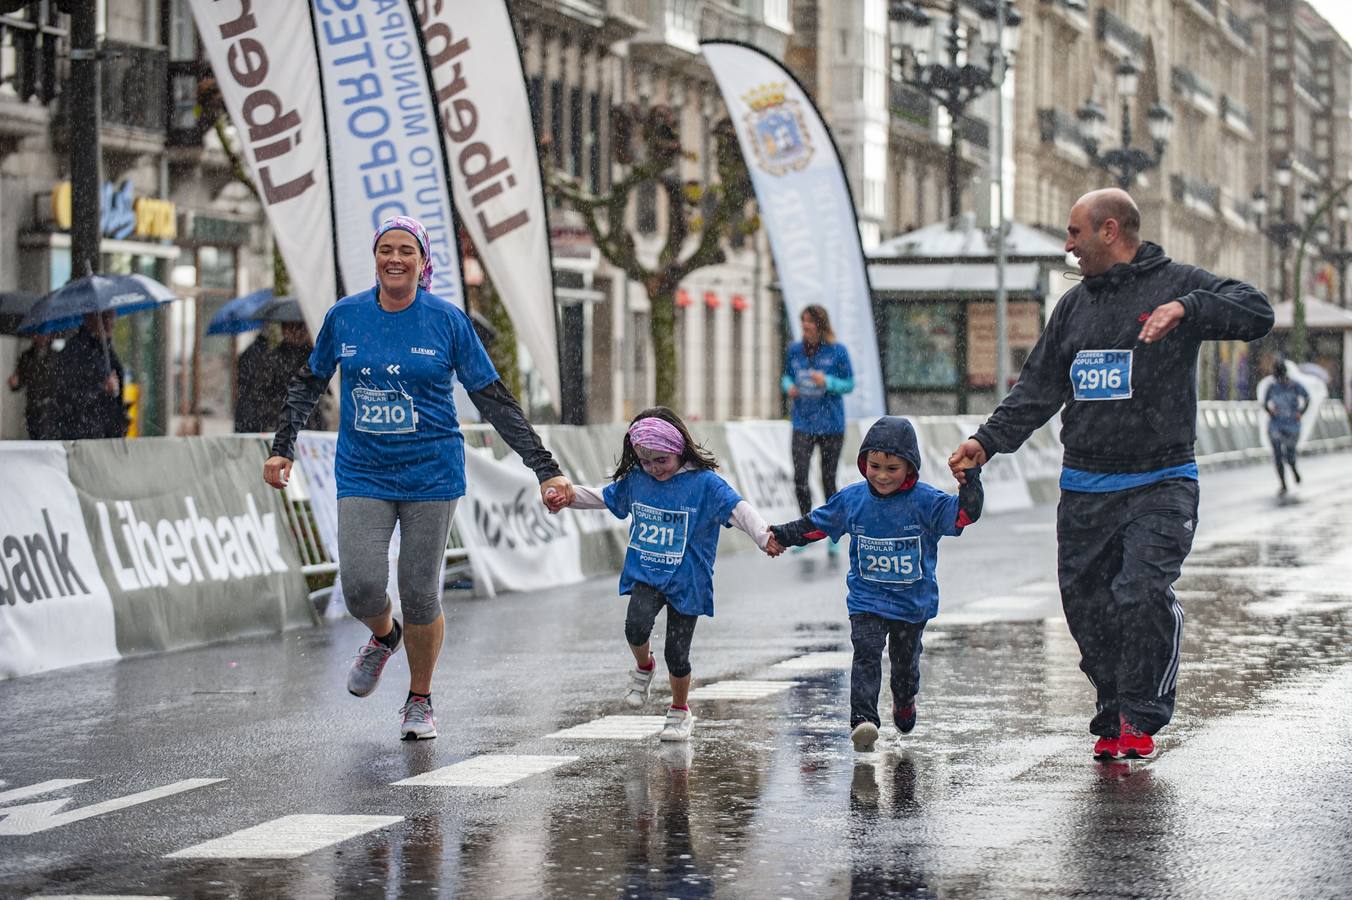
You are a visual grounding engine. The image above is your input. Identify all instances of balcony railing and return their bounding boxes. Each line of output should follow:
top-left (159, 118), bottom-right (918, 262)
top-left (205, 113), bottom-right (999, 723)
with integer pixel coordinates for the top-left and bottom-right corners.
top-left (1294, 146), bottom-right (1322, 176)
top-left (100, 40), bottom-right (167, 132)
top-left (1097, 8), bottom-right (1145, 58)
top-left (1219, 94), bottom-right (1254, 135)
top-left (0, 8), bottom-right (65, 109)
top-left (1037, 107), bottom-right (1088, 162)
top-left (1295, 71), bottom-right (1322, 103)
top-left (1171, 173), bottom-right (1220, 214)
top-left (1224, 7), bottom-right (1254, 49)
top-left (1188, 0), bottom-right (1217, 16)
top-left (1172, 65), bottom-right (1216, 103)
top-left (891, 80), bottom-right (931, 128)
top-left (957, 113), bottom-right (989, 150)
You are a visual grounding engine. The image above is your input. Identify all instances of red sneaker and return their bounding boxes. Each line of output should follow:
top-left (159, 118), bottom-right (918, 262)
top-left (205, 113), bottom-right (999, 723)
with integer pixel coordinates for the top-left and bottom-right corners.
top-left (893, 698), bottom-right (917, 734)
top-left (1093, 735), bottom-right (1121, 760)
top-left (1118, 716), bottom-right (1155, 759)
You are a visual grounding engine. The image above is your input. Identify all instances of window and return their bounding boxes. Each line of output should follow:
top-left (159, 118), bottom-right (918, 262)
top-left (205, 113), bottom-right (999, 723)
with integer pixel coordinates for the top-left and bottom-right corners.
top-left (550, 80), bottom-right (563, 168)
top-left (883, 302), bottom-right (959, 389)
top-left (570, 86), bottom-right (584, 177)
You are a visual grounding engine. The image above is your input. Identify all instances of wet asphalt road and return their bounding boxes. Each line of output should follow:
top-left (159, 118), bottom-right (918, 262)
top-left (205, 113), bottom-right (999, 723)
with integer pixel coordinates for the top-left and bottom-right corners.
top-left (2, 454), bottom-right (1351, 899)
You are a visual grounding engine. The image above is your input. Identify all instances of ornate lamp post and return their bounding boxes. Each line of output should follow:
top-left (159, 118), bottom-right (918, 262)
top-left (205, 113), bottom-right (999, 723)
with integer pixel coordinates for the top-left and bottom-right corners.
top-left (1321, 200), bottom-right (1352, 308)
top-left (887, 0), bottom-right (1021, 219)
top-left (1075, 59), bottom-right (1174, 190)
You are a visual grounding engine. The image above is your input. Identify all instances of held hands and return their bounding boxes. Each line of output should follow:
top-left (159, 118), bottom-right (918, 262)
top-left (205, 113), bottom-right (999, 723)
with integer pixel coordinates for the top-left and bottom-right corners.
top-left (948, 438), bottom-right (987, 485)
top-left (263, 455), bottom-right (293, 490)
top-left (541, 475), bottom-right (575, 513)
top-left (764, 532), bottom-right (785, 557)
top-left (1139, 300), bottom-right (1185, 344)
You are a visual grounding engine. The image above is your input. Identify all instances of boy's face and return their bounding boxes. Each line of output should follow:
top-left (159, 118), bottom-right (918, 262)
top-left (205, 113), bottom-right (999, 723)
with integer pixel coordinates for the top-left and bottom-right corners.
top-left (865, 450), bottom-right (913, 495)
top-left (635, 444), bottom-right (682, 481)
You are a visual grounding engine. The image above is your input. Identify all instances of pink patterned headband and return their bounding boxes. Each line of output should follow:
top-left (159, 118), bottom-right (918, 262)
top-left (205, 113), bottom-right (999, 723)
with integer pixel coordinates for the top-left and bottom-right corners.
top-left (372, 216), bottom-right (433, 290)
top-left (628, 417), bottom-right (685, 455)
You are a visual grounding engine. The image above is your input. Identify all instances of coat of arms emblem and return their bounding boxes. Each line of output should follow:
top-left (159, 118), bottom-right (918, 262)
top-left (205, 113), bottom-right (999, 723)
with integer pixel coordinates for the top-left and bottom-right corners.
top-left (742, 82), bottom-right (814, 176)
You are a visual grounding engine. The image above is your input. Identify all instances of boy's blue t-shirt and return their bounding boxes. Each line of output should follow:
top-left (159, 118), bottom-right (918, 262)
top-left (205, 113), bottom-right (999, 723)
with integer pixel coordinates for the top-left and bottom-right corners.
top-left (784, 340), bottom-right (853, 434)
top-left (308, 287), bottom-right (498, 501)
top-left (809, 480), bottom-right (963, 622)
top-left (602, 468), bottom-right (743, 618)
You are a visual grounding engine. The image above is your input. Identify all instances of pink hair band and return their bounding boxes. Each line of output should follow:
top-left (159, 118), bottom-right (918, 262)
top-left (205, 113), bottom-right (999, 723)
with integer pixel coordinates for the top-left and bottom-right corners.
top-left (628, 417), bottom-right (685, 455)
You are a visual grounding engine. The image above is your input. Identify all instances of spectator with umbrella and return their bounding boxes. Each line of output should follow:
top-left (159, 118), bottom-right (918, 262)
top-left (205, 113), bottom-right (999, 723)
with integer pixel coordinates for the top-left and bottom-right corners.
top-left (20, 272), bottom-right (178, 440)
top-left (4, 291), bottom-right (59, 439)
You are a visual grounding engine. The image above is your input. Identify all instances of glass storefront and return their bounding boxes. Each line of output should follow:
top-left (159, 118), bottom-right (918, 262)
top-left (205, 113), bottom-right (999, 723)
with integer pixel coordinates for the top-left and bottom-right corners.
top-left (168, 244), bottom-right (239, 435)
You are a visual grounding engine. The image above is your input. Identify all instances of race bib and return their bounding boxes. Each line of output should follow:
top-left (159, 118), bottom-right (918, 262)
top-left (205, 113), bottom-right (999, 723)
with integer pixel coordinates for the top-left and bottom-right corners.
top-left (855, 535), bottom-right (922, 584)
top-left (1070, 349), bottom-right (1132, 401)
top-left (629, 503), bottom-right (689, 566)
top-left (352, 387), bottom-right (417, 434)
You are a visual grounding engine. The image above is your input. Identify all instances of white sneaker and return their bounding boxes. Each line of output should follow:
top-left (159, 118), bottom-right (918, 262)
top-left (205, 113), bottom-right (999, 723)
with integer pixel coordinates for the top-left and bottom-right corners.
top-left (851, 721), bottom-right (879, 753)
top-left (624, 663), bottom-right (656, 708)
top-left (659, 706), bottom-right (696, 742)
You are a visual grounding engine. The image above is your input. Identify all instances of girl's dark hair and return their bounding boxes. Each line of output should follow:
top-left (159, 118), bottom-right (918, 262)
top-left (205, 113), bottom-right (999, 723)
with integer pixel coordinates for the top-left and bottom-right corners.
top-left (612, 406), bottom-right (719, 480)
top-left (801, 304), bottom-right (836, 343)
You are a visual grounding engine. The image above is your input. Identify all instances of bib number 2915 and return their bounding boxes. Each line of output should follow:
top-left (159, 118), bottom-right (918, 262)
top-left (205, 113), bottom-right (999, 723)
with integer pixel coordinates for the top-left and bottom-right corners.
top-left (855, 535), bottom-right (922, 584)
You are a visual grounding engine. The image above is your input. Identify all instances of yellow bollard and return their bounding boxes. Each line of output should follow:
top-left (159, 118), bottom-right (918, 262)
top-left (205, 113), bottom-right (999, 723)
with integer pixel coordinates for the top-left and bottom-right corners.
top-left (123, 381), bottom-right (140, 438)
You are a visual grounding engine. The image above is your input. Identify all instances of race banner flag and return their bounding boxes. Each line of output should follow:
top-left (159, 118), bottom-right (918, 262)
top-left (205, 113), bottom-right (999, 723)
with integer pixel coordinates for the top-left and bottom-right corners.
top-left (413, 2), bottom-right (562, 412)
top-left (310, 0), bottom-right (464, 304)
top-left (186, 0), bottom-right (338, 337)
top-left (702, 40), bottom-right (885, 419)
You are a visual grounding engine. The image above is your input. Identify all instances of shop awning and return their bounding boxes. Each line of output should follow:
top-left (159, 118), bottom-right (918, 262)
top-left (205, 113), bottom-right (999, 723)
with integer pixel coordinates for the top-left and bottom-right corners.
top-left (1271, 296), bottom-right (1352, 331)
top-left (867, 262), bottom-right (1045, 297)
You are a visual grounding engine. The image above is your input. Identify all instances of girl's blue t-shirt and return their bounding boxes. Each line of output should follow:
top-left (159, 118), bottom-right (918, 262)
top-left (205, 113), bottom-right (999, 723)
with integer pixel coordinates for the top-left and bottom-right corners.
top-left (602, 468), bottom-right (743, 617)
top-left (809, 481), bottom-right (963, 622)
top-left (784, 340), bottom-right (853, 435)
top-left (308, 287), bottom-right (498, 501)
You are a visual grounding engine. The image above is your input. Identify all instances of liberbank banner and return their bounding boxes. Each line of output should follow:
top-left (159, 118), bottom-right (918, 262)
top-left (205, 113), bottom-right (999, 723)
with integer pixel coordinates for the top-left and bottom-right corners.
top-left (414, 1), bottom-right (561, 412)
top-left (187, 0), bottom-right (338, 336)
top-left (311, 0), bottom-right (464, 303)
top-left (702, 41), bottom-right (885, 419)
top-left (63, 438), bottom-right (315, 656)
top-left (0, 443), bottom-right (119, 679)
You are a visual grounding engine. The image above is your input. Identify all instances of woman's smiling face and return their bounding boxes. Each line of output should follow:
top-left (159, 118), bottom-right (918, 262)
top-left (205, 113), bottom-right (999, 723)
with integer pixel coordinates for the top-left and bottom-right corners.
top-left (375, 230), bottom-right (423, 295)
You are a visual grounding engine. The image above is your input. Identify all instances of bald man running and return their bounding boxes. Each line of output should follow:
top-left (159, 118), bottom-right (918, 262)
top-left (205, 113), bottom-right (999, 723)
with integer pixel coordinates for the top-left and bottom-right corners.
top-left (949, 188), bottom-right (1273, 760)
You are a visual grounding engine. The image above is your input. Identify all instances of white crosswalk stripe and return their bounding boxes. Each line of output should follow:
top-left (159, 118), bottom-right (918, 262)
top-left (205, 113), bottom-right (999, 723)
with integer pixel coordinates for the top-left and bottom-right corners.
top-left (688, 680), bottom-right (800, 700)
top-left (28, 896), bottom-right (172, 899)
top-left (392, 755), bottom-right (578, 788)
top-left (0, 780), bottom-right (89, 805)
top-left (164, 814), bottom-right (402, 859)
top-left (769, 651), bottom-right (853, 672)
top-left (545, 715), bottom-right (667, 740)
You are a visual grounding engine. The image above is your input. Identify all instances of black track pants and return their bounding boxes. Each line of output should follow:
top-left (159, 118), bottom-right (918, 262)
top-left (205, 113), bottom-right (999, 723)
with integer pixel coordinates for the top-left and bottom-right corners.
top-left (791, 430), bottom-right (845, 516)
top-left (1056, 478), bottom-right (1199, 736)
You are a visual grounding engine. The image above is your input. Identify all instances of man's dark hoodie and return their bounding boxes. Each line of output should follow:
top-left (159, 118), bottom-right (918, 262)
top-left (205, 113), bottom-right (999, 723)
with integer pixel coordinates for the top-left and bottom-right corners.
top-left (974, 242), bottom-right (1273, 473)
top-left (773, 416), bottom-right (983, 545)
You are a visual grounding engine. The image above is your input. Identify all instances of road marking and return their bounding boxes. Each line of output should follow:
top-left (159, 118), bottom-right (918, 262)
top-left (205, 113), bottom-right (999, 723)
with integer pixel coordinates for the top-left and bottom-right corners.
top-left (0, 780), bottom-right (90, 805)
top-left (688, 680), bottom-right (800, 700)
top-left (165, 814), bottom-right (402, 859)
top-left (29, 895), bottom-right (172, 899)
top-left (769, 651), bottom-right (853, 673)
top-left (0, 779), bottom-right (224, 837)
top-left (545, 715), bottom-right (667, 740)
top-left (392, 755), bottom-right (578, 787)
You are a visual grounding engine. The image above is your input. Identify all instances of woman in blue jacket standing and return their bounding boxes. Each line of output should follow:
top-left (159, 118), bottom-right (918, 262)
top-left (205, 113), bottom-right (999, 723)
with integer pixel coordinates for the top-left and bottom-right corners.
top-left (782, 304), bottom-right (854, 552)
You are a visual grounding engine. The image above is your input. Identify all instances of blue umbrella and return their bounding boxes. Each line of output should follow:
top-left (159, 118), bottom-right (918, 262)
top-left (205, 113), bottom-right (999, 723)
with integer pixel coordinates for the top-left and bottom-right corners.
top-left (205, 288), bottom-right (279, 335)
top-left (19, 273), bottom-right (178, 335)
top-left (254, 296), bottom-right (304, 324)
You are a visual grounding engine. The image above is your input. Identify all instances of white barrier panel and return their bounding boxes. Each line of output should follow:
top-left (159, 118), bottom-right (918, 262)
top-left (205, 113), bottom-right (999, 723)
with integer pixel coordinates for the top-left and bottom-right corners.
top-left (724, 420), bottom-right (819, 524)
top-left (454, 446), bottom-right (584, 592)
top-left (0, 443), bottom-right (119, 678)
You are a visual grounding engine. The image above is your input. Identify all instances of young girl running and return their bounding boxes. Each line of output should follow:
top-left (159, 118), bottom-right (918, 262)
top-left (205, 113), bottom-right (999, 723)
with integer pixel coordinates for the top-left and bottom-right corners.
top-left (560, 408), bottom-right (781, 741)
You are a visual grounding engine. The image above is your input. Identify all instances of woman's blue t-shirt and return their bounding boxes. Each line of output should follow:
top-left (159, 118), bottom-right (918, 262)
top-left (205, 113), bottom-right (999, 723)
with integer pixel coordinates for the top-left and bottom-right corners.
top-left (602, 468), bottom-right (742, 617)
top-left (308, 287), bottom-right (498, 501)
top-left (784, 340), bottom-right (853, 434)
top-left (810, 481), bottom-right (963, 622)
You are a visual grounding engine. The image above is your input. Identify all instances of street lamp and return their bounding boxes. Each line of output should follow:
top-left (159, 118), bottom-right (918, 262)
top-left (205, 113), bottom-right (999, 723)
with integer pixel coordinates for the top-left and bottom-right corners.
top-left (1325, 201), bottom-right (1352, 307)
top-left (1076, 59), bottom-right (1174, 190)
top-left (1251, 160), bottom-right (1307, 306)
top-left (888, 0), bottom-right (1021, 220)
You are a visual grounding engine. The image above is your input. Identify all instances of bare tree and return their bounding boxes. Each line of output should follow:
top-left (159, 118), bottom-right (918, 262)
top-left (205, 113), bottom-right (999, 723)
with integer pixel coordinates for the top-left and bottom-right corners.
top-left (548, 103), bottom-right (758, 408)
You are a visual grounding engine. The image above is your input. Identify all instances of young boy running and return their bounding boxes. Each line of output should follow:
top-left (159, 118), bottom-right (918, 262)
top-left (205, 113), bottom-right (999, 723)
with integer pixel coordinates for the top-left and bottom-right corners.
top-left (771, 416), bottom-right (984, 752)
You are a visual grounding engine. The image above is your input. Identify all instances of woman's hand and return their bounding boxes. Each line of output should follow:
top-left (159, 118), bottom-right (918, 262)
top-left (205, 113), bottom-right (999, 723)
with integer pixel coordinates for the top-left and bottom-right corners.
top-left (263, 455), bottom-right (294, 490)
top-left (810, 370), bottom-right (826, 386)
top-left (787, 385), bottom-right (799, 399)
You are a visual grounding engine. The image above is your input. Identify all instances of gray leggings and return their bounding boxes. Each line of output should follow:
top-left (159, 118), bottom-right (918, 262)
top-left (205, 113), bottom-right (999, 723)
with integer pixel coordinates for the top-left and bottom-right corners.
top-left (337, 497), bottom-right (457, 625)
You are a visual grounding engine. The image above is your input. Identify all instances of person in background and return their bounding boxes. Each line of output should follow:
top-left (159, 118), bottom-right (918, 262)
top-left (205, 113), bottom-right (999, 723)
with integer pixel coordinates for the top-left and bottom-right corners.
top-left (233, 332), bottom-right (274, 433)
top-left (1262, 361), bottom-right (1309, 495)
top-left (52, 310), bottom-right (128, 440)
top-left (7, 332), bottom-right (58, 440)
top-left (782, 304), bottom-right (854, 555)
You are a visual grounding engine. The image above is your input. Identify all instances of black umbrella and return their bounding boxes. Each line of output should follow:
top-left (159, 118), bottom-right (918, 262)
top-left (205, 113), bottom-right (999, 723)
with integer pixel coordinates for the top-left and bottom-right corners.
top-left (0, 291), bottom-right (41, 336)
top-left (19, 272), bottom-right (178, 335)
top-left (254, 296), bottom-right (305, 324)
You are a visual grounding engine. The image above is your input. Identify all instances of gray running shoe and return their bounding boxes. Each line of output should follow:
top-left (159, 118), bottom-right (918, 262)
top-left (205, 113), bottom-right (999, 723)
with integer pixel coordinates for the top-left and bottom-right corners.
top-left (659, 706), bottom-right (695, 742)
top-left (347, 628), bottom-right (401, 697)
top-left (851, 721), bottom-right (879, 753)
top-left (624, 663), bottom-right (657, 708)
top-left (399, 696), bottom-right (437, 740)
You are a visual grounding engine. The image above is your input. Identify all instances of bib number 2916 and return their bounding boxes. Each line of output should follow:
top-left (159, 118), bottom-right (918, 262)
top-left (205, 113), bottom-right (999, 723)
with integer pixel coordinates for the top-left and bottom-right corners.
top-left (1070, 349), bottom-right (1132, 401)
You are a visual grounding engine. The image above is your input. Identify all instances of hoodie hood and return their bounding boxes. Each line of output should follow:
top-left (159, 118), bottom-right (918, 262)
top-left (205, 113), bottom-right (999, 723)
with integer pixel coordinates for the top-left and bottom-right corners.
top-left (857, 416), bottom-right (922, 477)
top-left (1082, 241), bottom-right (1171, 296)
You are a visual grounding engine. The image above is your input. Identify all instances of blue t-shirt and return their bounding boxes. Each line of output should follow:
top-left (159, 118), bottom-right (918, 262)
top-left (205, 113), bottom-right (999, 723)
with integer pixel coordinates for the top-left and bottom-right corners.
top-left (809, 481), bottom-right (963, 622)
top-left (784, 340), bottom-right (852, 434)
top-left (602, 468), bottom-right (743, 618)
top-left (308, 287), bottom-right (498, 501)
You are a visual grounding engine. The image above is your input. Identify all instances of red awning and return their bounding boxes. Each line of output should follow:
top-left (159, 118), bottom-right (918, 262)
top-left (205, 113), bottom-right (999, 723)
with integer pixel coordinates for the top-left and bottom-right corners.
top-left (703, 291), bottom-right (721, 309)
top-left (676, 289), bottom-right (693, 307)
